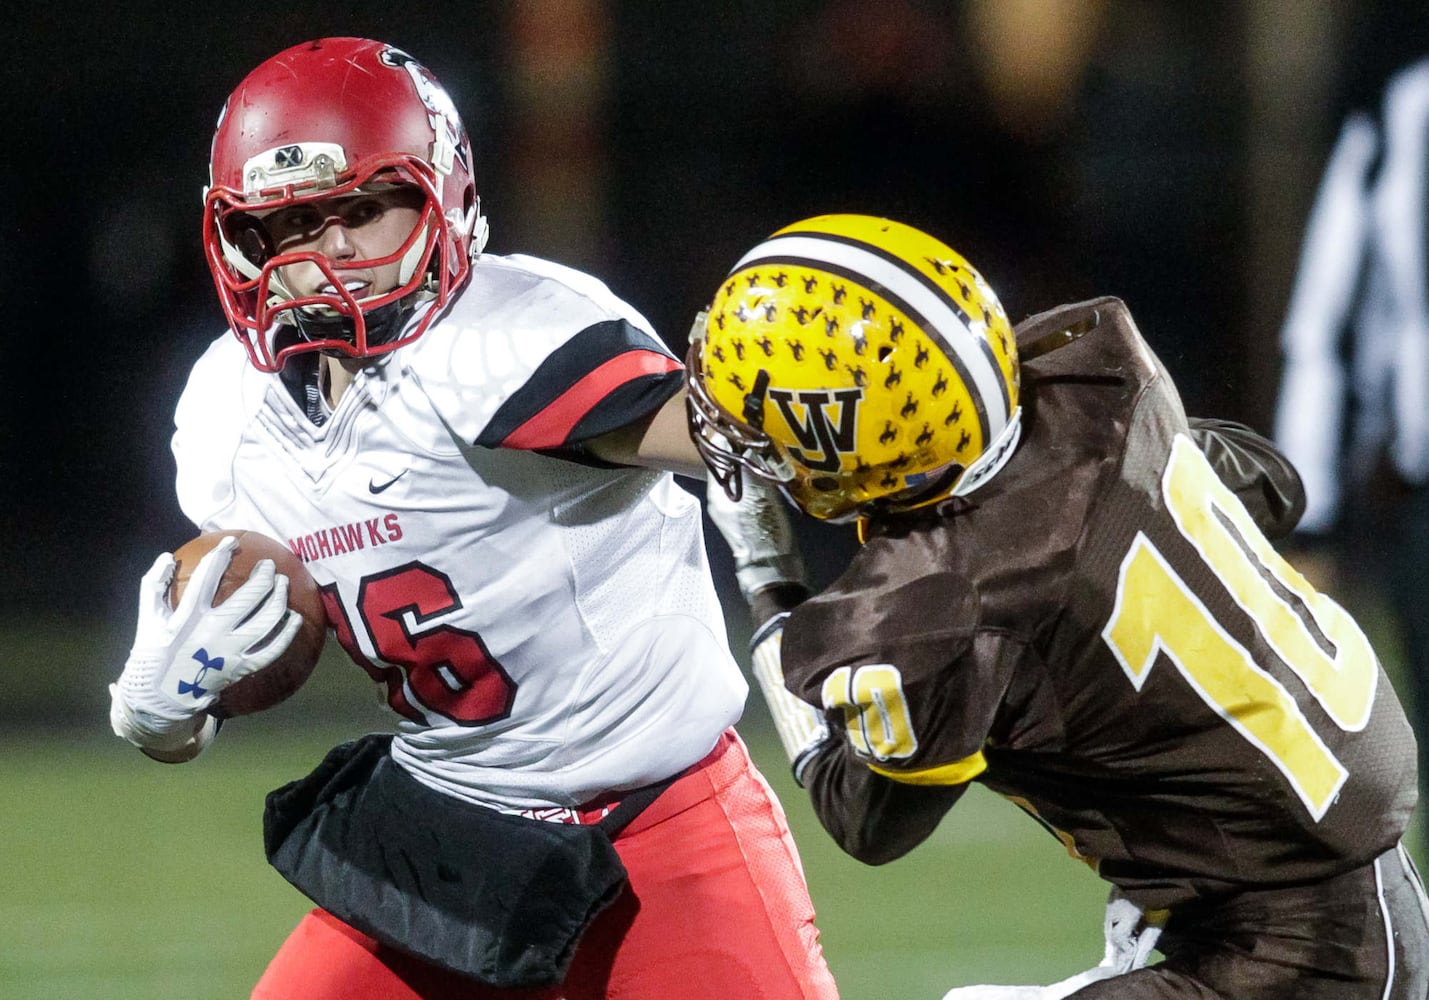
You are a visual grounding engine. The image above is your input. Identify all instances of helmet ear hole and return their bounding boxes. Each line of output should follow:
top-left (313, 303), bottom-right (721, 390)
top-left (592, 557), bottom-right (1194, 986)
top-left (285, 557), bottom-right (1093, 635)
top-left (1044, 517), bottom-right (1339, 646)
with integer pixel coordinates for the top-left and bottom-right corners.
top-left (223, 212), bottom-right (274, 267)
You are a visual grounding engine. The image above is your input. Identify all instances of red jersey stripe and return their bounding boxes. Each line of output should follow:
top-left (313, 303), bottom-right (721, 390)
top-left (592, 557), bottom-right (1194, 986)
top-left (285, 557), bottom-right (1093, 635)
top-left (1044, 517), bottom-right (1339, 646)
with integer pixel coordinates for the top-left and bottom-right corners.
top-left (499, 349), bottom-right (683, 449)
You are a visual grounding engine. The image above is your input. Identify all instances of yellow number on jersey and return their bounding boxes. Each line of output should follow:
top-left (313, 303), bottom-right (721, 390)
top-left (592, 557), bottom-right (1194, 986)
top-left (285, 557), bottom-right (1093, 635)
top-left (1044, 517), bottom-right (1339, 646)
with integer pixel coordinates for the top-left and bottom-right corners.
top-left (1102, 435), bottom-right (1377, 820)
top-left (821, 664), bottom-right (918, 761)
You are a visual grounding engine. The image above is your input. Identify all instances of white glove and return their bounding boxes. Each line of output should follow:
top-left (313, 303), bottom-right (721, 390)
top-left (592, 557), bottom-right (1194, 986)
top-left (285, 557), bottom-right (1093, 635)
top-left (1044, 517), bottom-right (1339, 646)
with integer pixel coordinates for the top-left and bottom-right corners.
top-left (109, 536), bottom-right (301, 759)
top-left (704, 474), bottom-right (806, 605)
top-left (1095, 892), bottom-right (1164, 976)
top-left (942, 890), bottom-right (1164, 1000)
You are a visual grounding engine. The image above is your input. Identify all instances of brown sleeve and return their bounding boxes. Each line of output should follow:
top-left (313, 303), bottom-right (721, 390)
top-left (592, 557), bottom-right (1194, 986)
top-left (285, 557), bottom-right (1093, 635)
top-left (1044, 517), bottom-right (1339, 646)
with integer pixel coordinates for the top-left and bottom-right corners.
top-left (798, 737), bottom-right (967, 865)
top-left (1188, 417), bottom-right (1307, 539)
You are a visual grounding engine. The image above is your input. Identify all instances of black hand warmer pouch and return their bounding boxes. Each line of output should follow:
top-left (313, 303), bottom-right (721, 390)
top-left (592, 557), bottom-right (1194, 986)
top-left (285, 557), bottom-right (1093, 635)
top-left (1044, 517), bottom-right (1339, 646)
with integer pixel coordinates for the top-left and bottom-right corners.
top-left (263, 733), bottom-right (665, 988)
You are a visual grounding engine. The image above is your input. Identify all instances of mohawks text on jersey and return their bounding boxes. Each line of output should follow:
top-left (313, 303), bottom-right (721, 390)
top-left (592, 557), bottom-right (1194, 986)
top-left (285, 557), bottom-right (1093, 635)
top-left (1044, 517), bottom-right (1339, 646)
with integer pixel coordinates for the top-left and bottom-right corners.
top-left (288, 513), bottom-right (404, 564)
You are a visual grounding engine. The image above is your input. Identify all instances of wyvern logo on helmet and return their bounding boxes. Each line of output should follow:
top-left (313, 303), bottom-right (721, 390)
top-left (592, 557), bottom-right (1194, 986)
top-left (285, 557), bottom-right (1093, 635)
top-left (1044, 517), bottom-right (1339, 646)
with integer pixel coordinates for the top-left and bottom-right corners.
top-left (769, 387), bottom-right (862, 473)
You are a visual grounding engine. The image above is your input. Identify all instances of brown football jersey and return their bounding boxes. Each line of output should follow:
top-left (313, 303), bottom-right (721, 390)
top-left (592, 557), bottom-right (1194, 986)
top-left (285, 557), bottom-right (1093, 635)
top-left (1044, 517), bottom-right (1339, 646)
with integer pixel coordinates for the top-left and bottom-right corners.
top-left (785, 297), bottom-right (1418, 910)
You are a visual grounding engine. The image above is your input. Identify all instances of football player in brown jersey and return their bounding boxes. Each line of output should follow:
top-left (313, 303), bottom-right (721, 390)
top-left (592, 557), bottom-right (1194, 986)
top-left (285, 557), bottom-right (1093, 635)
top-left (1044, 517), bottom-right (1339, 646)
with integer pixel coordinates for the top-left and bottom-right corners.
top-left (685, 214), bottom-right (1429, 998)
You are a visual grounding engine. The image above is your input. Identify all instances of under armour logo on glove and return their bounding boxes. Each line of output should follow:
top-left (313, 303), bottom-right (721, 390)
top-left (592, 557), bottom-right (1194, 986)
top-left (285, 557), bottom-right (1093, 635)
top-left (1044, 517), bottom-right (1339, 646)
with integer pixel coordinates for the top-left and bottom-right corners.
top-left (177, 648), bottom-right (225, 698)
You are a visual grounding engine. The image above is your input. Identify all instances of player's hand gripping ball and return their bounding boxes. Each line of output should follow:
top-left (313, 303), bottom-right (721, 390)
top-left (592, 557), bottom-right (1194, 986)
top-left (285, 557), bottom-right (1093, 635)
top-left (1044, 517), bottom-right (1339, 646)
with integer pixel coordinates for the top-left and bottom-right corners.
top-left (169, 530), bottom-right (327, 716)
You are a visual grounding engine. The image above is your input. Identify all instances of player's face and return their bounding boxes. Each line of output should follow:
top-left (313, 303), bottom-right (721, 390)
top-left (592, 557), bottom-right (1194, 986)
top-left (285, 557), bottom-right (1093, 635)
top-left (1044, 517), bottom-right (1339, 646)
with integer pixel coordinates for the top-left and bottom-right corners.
top-left (265, 187), bottom-right (425, 300)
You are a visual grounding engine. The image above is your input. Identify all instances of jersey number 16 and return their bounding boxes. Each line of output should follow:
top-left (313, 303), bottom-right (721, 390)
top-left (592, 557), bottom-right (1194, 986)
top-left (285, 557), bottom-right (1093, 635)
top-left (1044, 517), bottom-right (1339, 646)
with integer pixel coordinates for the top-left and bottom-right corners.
top-left (321, 561), bottom-right (518, 726)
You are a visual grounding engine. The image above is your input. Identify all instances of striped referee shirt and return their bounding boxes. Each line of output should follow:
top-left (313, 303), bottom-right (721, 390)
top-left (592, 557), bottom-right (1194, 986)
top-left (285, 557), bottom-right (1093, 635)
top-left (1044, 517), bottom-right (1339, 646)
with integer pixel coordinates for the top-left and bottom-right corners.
top-left (1274, 58), bottom-right (1429, 532)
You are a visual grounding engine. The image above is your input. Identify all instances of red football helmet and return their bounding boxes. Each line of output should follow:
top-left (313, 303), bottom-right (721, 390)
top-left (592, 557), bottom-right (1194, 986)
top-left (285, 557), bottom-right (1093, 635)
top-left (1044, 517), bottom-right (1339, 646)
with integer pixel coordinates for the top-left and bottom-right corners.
top-left (203, 38), bottom-right (486, 372)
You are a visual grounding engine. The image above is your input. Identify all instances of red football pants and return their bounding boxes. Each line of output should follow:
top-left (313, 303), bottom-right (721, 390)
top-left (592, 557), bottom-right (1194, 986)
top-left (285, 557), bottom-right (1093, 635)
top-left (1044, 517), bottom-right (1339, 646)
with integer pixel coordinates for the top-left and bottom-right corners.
top-left (251, 730), bottom-right (840, 999)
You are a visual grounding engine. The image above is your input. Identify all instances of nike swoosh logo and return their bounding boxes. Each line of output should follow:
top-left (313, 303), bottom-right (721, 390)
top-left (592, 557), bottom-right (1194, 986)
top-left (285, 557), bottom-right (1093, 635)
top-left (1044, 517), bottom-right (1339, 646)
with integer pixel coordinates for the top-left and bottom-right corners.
top-left (368, 470), bottom-right (409, 494)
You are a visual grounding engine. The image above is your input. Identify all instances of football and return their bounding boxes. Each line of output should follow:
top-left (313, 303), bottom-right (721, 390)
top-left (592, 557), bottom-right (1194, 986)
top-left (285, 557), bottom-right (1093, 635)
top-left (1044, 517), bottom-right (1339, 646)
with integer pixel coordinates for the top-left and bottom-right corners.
top-left (168, 529), bottom-right (328, 717)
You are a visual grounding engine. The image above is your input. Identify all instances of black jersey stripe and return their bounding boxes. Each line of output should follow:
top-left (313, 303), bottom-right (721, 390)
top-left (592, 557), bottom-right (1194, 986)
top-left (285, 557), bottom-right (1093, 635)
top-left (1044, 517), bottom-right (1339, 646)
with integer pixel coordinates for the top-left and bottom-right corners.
top-left (564, 370), bottom-right (685, 444)
top-left (476, 319), bottom-right (680, 448)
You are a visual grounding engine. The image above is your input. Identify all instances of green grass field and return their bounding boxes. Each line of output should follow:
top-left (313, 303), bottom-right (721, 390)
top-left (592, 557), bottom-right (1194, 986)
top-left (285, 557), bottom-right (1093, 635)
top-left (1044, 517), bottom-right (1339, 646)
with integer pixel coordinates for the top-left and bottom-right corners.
top-left (3, 611), bottom-right (1418, 999)
top-left (0, 726), bottom-right (1106, 999)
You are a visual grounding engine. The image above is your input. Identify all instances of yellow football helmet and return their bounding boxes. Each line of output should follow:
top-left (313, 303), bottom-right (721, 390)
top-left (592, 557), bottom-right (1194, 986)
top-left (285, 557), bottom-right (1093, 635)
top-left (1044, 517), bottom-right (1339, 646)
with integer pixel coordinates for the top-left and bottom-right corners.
top-left (687, 214), bottom-right (1021, 521)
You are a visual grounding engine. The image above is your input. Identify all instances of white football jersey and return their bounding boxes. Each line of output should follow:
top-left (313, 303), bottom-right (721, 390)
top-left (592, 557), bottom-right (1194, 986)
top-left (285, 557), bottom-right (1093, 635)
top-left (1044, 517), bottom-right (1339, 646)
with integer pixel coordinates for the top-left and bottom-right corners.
top-left (173, 253), bottom-right (747, 811)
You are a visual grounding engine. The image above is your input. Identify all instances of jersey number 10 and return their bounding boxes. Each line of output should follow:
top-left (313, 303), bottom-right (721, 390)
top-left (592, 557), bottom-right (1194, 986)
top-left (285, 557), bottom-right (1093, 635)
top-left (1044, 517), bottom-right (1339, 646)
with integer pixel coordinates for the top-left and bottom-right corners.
top-left (1102, 434), bottom-right (1378, 821)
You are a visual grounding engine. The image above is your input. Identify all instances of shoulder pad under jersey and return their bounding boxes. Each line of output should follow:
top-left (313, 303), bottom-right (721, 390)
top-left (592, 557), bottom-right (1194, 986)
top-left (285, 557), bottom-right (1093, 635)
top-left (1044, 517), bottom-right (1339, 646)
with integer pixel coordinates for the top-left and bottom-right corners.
top-left (172, 332), bottom-right (268, 528)
top-left (403, 253), bottom-right (681, 448)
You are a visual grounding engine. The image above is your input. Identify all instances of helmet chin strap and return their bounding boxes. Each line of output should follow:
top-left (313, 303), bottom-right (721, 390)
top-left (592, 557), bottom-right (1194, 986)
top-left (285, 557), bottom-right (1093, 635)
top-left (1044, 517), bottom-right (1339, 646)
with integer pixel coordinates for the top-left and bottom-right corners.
top-left (397, 224), bottom-right (430, 284)
top-left (293, 295), bottom-right (418, 350)
top-left (467, 196), bottom-right (489, 256)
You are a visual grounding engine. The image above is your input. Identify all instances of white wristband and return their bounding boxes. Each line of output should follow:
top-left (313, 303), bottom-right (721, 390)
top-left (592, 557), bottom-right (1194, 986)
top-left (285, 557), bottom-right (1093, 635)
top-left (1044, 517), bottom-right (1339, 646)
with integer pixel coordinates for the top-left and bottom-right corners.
top-left (750, 615), bottom-right (826, 774)
top-left (109, 683), bottom-right (219, 763)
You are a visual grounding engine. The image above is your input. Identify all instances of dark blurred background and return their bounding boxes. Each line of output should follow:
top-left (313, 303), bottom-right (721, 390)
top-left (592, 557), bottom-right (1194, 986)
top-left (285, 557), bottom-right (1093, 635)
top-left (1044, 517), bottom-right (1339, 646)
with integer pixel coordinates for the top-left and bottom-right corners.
top-left (8, 9), bottom-right (1428, 993)
top-left (4, 0), bottom-right (1428, 637)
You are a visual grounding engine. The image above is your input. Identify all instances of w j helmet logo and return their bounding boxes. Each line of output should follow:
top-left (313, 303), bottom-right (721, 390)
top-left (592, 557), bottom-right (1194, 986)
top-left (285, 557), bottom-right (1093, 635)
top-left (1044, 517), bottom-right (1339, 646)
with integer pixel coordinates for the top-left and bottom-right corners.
top-left (177, 648), bottom-right (225, 699)
top-left (770, 388), bottom-right (862, 472)
top-left (692, 214), bottom-right (1020, 521)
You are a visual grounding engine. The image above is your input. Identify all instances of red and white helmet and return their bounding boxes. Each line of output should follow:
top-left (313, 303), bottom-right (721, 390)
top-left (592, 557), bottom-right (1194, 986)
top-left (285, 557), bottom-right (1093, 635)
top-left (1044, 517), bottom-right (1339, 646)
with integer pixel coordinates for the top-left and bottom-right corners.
top-left (203, 38), bottom-right (487, 372)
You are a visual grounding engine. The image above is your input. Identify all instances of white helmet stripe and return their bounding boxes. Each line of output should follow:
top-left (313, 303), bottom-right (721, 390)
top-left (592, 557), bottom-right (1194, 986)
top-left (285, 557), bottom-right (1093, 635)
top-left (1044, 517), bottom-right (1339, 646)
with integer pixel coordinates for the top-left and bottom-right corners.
top-left (734, 233), bottom-right (1011, 442)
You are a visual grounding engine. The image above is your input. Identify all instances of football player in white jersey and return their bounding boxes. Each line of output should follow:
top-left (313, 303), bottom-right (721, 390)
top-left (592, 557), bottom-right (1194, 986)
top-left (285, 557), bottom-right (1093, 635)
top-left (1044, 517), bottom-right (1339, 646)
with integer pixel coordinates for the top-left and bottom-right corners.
top-left (107, 37), bottom-right (838, 1000)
